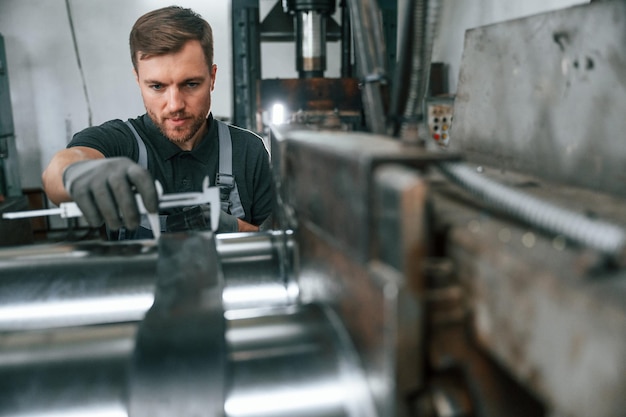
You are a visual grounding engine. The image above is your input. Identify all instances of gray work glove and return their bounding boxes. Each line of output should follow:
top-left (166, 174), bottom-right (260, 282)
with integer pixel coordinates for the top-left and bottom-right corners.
top-left (217, 209), bottom-right (239, 233)
top-left (165, 205), bottom-right (239, 233)
top-left (63, 157), bottom-right (158, 230)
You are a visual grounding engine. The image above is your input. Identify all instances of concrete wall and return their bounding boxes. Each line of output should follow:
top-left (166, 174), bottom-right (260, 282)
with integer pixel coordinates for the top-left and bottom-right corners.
top-left (0, 0), bottom-right (587, 190)
top-left (431, 0), bottom-right (589, 92)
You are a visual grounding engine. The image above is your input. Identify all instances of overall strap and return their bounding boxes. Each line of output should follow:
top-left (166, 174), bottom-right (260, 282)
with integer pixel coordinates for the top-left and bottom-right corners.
top-left (122, 119), bottom-right (164, 238)
top-left (125, 120), bottom-right (148, 169)
top-left (121, 119), bottom-right (245, 236)
top-left (216, 120), bottom-right (245, 218)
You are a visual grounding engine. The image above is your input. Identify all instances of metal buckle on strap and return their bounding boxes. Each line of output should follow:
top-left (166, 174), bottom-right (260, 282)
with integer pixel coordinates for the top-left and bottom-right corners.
top-left (216, 173), bottom-right (235, 188)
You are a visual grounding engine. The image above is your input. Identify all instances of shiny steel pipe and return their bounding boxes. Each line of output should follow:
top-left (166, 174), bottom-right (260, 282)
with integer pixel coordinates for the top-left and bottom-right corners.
top-left (226, 304), bottom-right (378, 417)
top-left (0, 240), bottom-right (157, 331)
top-left (218, 230), bottom-right (299, 311)
top-left (0, 231), bottom-right (298, 331)
top-left (0, 304), bottom-right (379, 417)
top-left (296, 11), bottom-right (327, 78)
top-left (0, 232), bottom-right (378, 417)
top-left (0, 323), bottom-right (135, 416)
top-left (285, 0), bottom-right (335, 78)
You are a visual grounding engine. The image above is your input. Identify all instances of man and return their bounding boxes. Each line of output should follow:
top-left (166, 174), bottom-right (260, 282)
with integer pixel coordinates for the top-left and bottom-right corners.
top-left (42, 6), bottom-right (273, 237)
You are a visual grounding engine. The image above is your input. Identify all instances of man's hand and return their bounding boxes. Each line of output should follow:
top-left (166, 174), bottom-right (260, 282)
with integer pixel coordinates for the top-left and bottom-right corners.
top-left (218, 210), bottom-right (239, 233)
top-left (63, 157), bottom-right (158, 230)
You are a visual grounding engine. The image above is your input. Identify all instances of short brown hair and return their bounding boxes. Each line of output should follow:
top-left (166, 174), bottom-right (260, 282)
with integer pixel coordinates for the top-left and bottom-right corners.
top-left (129, 6), bottom-right (213, 72)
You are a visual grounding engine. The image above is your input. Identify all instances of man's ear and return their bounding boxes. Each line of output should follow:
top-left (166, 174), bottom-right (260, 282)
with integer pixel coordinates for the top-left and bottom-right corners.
top-left (210, 64), bottom-right (217, 91)
top-left (133, 68), bottom-right (139, 84)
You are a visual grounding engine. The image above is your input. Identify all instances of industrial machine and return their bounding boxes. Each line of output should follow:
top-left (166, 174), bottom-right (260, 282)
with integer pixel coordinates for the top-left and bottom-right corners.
top-left (1, 1), bottom-right (625, 416)
top-left (0, 34), bottom-right (31, 246)
top-left (231, 0), bottom-right (397, 133)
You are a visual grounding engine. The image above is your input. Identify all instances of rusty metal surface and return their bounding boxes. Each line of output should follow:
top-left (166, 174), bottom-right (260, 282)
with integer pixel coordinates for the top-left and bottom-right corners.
top-left (259, 77), bottom-right (362, 112)
top-left (269, 120), bottom-right (626, 416)
top-left (259, 78), bottom-right (364, 131)
top-left (273, 128), bottom-right (445, 416)
top-left (296, 225), bottom-right (416, 417)
top-left (271, 126), bottom-right (459, 263)
top-left (450, 1), bottom-right (626, 198)
top-left (423, 322), bottom-right (546, 417)
top-left (374, 165), bottom-right (429, 282)
top-left (431, 178), bottom-right (626, 417)
top-left (373, 165), bottom-right (429, 402)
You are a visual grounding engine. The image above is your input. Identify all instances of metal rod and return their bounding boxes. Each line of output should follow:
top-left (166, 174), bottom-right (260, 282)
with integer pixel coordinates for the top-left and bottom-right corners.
top-left (225, 304), bottom-right (378, 417)
top-left (347, 0), bottom-right (388, 134)
top-left (0, 231), bottom-right (298, 331)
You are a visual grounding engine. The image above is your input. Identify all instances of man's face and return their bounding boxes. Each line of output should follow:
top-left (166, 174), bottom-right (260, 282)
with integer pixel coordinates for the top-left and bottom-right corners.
top-left (134, 40), bottom-right (216, 150)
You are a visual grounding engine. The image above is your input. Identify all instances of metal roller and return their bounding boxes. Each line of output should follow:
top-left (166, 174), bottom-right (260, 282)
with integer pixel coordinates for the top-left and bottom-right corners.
top-left (0, 307), bottom-right (377, 417)
top-left (225, 304), bottom-right (378, 417)
top-left (0, 240), bottom-right (157, 331)
top-left (0, 230), bottom-right (298, 331)
top-left (218, 230), bottom-right (299, 311)
top-left (0, 323), bottom-right (135, 416)
top-left (283, 0), bottom-right (336, 78)
top-left (0, 232), bottom-right (379, 417)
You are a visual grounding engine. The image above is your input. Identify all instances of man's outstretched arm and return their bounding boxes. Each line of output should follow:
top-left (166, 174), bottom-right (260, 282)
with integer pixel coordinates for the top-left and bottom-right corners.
top-left (42, 147), bottom-right (158, 230)
top-left (42, 146), bottom-right (105, 205)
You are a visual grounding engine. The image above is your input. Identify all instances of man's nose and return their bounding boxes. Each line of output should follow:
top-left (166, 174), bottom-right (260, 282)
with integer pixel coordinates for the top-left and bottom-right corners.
top-left (167, 88), bottom-right (185, 113)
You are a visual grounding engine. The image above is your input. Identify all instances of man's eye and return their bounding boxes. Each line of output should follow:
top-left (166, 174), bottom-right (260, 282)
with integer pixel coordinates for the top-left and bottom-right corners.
top-left (150, 84), bottom-right (163, 91)
top-left (186, 82), bottom-right (199, 88)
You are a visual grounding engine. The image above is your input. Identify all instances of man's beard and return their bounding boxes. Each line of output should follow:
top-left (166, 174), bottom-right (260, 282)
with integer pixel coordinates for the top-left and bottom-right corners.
top-left (148, 110), bottom-right (207, 146)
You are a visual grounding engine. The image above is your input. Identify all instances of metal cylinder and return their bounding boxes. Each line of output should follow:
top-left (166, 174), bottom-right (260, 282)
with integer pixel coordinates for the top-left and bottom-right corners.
top-left (283, 0), bottom-right (336, 78)
top-left (225, 304), bottom-right (378, 417)
top-left (0, 323), bottom-right (136, 416)
top-left (0, 304), bottom-right (378, 417)
top-left (0, 232), bottom-right (225, 417)
top-left (0, 231), bottom-right (298, 331)
top-left (0, 240), bottom-right (157, 331)
top-left (296, 10), bottom-right (327, 78)
top-left (0, 231), bottom-right (379, 417)
top-left (218, 230), bottom-right (299, 311)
